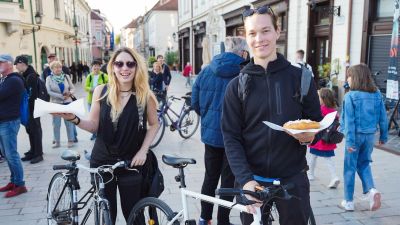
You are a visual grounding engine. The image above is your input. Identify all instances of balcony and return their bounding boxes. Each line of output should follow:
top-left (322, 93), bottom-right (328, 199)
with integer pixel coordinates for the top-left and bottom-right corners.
top-left (0, 0), bottom-right (20, 24)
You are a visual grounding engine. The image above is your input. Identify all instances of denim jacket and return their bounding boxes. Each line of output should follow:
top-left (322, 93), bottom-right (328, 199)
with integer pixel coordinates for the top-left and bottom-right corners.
top-left (340, 90), bottom-right (388, 148)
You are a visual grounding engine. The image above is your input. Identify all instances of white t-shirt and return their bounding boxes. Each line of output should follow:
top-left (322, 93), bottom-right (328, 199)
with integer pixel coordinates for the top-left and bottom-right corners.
top-left (92, 74), bottom-right (99, 87)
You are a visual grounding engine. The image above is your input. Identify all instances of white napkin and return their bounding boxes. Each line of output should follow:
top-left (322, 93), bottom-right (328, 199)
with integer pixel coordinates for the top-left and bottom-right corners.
top-left (263, 111), bottom-right (337, 134)
top-left (33, 98), bottom-right (86, 118)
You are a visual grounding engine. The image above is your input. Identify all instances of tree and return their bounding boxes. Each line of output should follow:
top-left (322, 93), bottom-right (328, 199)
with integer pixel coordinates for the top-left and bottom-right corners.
top-left (165, 51), bottom-right (178, 67)
top-left (148, 56), bottom-right (157, 68)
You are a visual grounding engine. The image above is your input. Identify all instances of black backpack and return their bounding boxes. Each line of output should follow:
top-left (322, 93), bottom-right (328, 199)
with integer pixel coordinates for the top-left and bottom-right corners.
top-left (238, 66), bottom-right (313, 106)
top-left (37, 78), bottom-right (50, 101)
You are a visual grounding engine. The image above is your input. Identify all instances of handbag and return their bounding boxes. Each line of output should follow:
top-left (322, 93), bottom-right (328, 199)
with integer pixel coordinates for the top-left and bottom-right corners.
top-left (141, 150), bottom-right (165, 197)
top-left (321, 119), bottom-right (344, 144)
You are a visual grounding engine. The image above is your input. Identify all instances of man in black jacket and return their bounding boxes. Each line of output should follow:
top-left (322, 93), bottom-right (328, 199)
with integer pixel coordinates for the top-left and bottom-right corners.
top-left (221, 5), bottom-right (322, 225)
top-left (14, 55), bottom-right (43, 164)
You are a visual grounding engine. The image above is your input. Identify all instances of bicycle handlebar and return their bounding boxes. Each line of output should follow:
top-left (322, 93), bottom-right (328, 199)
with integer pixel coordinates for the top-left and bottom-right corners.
top-left (53, 160), bottom-right (133, 174)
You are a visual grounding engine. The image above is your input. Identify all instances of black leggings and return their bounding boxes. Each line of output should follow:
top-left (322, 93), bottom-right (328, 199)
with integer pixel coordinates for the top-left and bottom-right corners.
top-left (96, 168), bottom-right (143, 223)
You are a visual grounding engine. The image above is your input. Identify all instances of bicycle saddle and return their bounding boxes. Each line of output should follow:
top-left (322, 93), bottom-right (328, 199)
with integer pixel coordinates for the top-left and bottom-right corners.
top-left (61, 150), bottom-right (81, 161)
top-left (162, 154), bottom-right (196, 168)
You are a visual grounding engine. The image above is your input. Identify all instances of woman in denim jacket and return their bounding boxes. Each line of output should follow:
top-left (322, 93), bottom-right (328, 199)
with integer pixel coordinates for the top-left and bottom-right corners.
top-left (340, 63), bottom-right (388, 211)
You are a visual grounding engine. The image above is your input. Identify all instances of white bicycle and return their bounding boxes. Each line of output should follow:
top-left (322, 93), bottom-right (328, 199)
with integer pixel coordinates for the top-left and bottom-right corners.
top-left (126, 155), bottom-right (316, 225)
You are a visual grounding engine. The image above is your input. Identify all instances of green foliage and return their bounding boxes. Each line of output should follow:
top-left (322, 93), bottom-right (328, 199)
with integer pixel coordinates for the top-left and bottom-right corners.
top-left (148, 56), bottom-right (157, 67)
top-left (165, 51), bottom-right (178, 66)
top-left (115, 34), bottom-right (121, 45)
top-left (318, 63), bottom-right (331, 79)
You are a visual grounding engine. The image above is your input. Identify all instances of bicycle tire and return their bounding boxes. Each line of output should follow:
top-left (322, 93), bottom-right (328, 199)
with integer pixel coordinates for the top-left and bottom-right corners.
top-left (47, 172), bottom-right (73, 225)
top-left (94, 200), bottom-right (112, 225)
top-left (150, 115), bottom-right (166, 149)
top-left (127, 197), bottom-right (177, 225)
top-left (178, 109), bottom-right (199, 139)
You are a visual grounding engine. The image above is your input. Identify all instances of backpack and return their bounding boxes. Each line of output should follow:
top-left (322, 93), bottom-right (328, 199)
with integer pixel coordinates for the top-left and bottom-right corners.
top-left (20, 89), bottom-right (30, 127)
top-left (321, 118), bottom-right (344, 144)
top-left (37, 78), bottom-right (50, 101)
top-left (238, 66), bottom-right (313, 106)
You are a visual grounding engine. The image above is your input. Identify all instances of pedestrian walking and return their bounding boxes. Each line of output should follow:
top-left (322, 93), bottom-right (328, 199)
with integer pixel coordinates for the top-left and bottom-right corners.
top-left (14, 55), bottom-right (44, 164)
top-left (307, 88), bottom-right (340, 188)
top-left (182, 62), bottom-right (193, 87)
top-left (0, 54), bottom-right (28, 197)
top-left (221, 5), bottom-right (322, 225)
top-left (77, 61), bottom-right (84, 83)
top-left (69, 62), bottom-right (78, 84)
top-left (192, 36), bottom-right (248, 225)
top-left (46, 61), bottom-right (76, 148)
top-left (340, 63), bottom-right (388, 211)
top-left (157, 55), bottom-right (172, 92)
top-left (84, 59), bottom-right (108, 140)
top-left (53, 47), bottom-right (159, 224)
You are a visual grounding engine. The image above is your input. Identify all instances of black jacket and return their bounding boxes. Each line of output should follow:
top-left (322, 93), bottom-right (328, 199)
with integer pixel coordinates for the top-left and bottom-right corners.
top-left (0, 73), bottom-right (25, 122)
top-left (221, 54), bottom-right (322, 186)
top-left (22, 65), bottom-right (39, 116)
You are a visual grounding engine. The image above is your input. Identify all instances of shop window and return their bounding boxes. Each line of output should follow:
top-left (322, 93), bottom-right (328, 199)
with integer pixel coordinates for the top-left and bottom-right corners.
top-left (377, 0), bottom-right (393, 18)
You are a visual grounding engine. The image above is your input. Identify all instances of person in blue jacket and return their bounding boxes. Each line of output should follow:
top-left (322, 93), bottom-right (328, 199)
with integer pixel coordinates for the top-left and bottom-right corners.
top-left (191, 37), bottom-right (249, 225)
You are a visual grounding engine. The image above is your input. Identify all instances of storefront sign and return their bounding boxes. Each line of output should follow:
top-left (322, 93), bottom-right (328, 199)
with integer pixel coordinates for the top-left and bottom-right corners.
top-left (386, 0), bottom-right (400, 100)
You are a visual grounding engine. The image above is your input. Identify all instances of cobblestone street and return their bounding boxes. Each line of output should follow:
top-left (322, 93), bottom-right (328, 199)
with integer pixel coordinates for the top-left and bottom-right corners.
top-left (0, 73), bottom-right (399, 225)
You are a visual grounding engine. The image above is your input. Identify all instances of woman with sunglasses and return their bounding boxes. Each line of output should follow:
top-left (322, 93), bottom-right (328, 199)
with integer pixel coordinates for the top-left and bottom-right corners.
top-left (221, 5), bottom-right (322, 225)
top-left (54, 47), bottom-right (159, 223)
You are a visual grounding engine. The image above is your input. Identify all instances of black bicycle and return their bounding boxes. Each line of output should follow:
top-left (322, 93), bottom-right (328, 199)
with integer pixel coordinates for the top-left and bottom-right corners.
top-left (46, 150), bottom-right (136, 225)
top-left (216, 184), bottom-right (316, 225)
top-left (150, 91), bottom-right (200, 148)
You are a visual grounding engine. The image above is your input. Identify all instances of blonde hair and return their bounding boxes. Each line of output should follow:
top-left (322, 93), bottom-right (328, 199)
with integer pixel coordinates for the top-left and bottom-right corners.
top-left (104, 47), bottom-right (157, 122)
top-left (49, 61), bottom-right (62, 70)
top-left (153, 62), bottom-right (162, 71)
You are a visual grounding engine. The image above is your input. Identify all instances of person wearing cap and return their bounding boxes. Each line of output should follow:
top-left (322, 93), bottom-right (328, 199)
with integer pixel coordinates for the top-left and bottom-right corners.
top-left (84, 59), bottom-right (108, 141)
top-left (14, 55), bottom-right (43, 164)
top-left (0, 54), bottom-right (28, 197)
top-left (42, 53), bottom-right (70, 81)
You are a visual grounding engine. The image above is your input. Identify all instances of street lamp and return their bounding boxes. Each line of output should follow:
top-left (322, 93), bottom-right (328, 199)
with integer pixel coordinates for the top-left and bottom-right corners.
top-left (73, 0), bottom-right (79, 63)
top-left (22, 12), bottom-right (42, 35)
top-left (172, 32), bottom-right (177, 42)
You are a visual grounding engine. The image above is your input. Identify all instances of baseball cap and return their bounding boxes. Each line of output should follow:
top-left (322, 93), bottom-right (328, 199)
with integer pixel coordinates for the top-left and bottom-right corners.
top-left (14, 55), bottom-right (29, 65)
top-left (48, 53), bottom-right (56, 58)
top-left (0, 54), bottom-right (14, 63)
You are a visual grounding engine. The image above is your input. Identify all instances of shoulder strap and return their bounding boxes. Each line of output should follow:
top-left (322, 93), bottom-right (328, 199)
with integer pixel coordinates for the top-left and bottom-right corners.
top-left (300, 67), bottom-right (312, 103)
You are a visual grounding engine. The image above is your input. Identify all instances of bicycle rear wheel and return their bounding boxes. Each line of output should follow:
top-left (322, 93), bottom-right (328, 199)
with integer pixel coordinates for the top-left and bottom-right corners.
top-left (127, 197), bottom-right (177, 225)
top-left (150, 115), bottom-right (166, 149)
top-left (178, 109), bottom-right (199, 139)
top-left (47, 172), bottom-right (73, 225)
top-left (94, 200), bottom-right (112, 225)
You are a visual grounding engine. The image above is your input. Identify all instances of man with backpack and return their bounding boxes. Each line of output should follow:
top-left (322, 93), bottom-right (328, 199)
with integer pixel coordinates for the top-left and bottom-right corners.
top-left (14, 55), bottom-right (44, 164)
top-left (0, 54), bottom-right (27, 197)
top-left (221, 7), bottom-right (322, 225)
top-left (295, 49), bottom-right (314, 77)
top-left (84, 59), bottom-right (108, 140)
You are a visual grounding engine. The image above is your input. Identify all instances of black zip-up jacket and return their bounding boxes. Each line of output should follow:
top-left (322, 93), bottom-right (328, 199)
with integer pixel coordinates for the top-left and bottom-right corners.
top-left (22, 65), bottom-right (39, 116)
top-left (221, 54), bottom-right (322, 186)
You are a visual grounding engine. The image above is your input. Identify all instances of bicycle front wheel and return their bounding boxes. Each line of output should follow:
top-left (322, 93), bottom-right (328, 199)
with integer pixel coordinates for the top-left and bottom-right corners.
top-left (47, 172), bottom-right (73, 225)
top-left (178, 109), bottom-right (199, 139)
top-left (94, 200), bottom-right (112, 225)
top-left (150, 115), bottom-right (166, 149)
top-left (127, 197), bottom-right (177, 225)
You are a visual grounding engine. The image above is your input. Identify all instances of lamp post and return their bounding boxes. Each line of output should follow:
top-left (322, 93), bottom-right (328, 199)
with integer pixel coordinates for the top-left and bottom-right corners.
top-left (24, 1), bottom-right (42, 70)
top-left (73, 0), bottom-right (79, 63)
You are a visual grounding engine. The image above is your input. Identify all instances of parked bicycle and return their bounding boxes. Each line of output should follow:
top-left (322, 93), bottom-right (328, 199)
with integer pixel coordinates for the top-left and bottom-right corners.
top-left (125, 154), bottom-right (316, 225)
top-left (47, 150), bottom-right (136, 225)
top-left (150, 91), bottom-right (200, 148)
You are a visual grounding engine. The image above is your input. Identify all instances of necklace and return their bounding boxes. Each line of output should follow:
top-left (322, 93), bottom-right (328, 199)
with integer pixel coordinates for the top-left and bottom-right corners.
top-left (120, 89), bottom-right (132, 92)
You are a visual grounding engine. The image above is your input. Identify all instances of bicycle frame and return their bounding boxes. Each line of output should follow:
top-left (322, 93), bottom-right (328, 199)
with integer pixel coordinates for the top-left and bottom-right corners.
top-left (160, 97), bottom-right (190, 130)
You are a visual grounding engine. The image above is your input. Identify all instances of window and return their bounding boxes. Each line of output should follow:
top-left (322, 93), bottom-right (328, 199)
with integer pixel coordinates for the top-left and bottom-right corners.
top-left (54, 0), bottom-right (60, 19)
top-left (19, 0), bottom-right (24, 9)
top-left (377, 0), bottom-right (393, 18)
top-left (35, 0), bottom-right (43, 14)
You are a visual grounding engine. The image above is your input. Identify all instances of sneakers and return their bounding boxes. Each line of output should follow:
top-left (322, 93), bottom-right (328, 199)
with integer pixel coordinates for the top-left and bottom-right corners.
top-left (340, 200), bottom-right (355, 211)
top-left (4, 185), bottom-right (27, 198)
top-left (328, 177), bottom-right (340, 189)
top-left (67, 141), bottom-right (74, 148)
top-left (368, 188), bottom-right (381, 211)
top-left (0, 182), bottom-right (16, 192)
top-left (52, 142), bottom-right (60, 149)
top-left (198, 218), bottom-right (211, 225)
top-left (21, 154), bottom-right (34, 162)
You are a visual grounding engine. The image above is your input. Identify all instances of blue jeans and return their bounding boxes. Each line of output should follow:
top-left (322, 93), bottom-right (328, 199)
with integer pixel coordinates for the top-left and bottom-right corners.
top-left (343, 133), bottom-right (375, 201)
top-left (0, 119), bottom-right (25, 186)
top-left (52, 115), bottom-right (75, 142)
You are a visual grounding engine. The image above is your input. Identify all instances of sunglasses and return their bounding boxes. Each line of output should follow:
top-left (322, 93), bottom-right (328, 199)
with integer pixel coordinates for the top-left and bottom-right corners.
top-left (113, 61), bottom-right (137, 68)
top-left (242, 5), bottom-right (275, 18)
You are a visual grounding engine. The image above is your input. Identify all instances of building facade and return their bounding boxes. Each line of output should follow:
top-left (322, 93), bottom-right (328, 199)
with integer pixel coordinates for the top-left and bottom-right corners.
top-left (0, 0), bottom-right (91, 73)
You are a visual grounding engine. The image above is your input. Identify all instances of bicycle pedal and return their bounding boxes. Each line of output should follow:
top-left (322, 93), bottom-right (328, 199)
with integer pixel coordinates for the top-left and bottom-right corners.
top-left (170, 125), bottom-right (176, 131)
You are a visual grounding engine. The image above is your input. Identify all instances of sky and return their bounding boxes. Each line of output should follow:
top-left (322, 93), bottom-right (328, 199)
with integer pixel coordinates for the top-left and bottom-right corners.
top-left (86, 0), bottom-right (159, 32)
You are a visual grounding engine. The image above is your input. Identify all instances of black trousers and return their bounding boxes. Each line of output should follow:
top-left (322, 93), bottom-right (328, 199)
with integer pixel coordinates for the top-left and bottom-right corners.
top-left (240, 172), bottom-right (311, 225)
top-left (103, 168), bottom-right (143, 224)
top-left (25, 117), bottom-right (43, 157)
top-left (200, 144), bottom-right (235, 225)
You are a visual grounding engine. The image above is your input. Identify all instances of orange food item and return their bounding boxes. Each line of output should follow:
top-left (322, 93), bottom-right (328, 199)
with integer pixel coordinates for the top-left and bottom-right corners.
top-left (283, 119), bottom-right (320, 130)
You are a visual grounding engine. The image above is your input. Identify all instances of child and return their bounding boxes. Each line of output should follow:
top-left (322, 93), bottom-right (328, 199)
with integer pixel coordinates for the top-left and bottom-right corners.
top-left (308, 88), bottom-right (340, 189)
top-left (340, 63), bottom-right (388, 211)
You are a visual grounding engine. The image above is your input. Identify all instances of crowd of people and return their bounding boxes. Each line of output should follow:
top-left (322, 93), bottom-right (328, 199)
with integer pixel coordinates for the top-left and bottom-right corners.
top-left (0, 4), bottom-right (390, 225)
